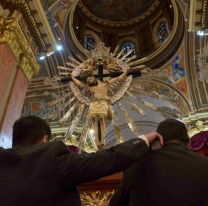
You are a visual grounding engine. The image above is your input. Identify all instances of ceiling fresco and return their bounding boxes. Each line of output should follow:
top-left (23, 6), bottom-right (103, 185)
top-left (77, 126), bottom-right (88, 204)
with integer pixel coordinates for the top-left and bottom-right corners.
top-left (41, 0), bottom-right (75, 28)
top-left (154, 46), bottom-right (190, 99)
top-left (41, 0), bottom-right (58, 11)
top-left (81, 0), bottom-right (156, 22)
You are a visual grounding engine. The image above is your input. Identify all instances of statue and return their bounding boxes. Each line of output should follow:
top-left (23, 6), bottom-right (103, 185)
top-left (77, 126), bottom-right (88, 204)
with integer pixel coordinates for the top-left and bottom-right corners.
top-left (45, 42), bottom-right (160, 153)
top-left (69, 70), bottom-right (131, 150)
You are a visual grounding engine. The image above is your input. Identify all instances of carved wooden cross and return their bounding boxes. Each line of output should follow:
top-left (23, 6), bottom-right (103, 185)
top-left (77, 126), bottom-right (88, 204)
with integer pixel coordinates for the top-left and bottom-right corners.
top-left (60, 65), bottom-right (142, 83)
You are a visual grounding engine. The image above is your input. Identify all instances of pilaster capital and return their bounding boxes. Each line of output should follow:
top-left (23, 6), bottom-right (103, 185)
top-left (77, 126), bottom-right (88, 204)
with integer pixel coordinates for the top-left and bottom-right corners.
top-left (0, 15), bottom-right (40, 81)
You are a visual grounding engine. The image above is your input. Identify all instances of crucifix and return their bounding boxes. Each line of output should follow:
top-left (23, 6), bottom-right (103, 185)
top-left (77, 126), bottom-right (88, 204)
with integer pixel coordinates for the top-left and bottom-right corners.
top-left (45, 42), bottom-right (160, 152)
top-left (60, 66), bottom-right (143, 83)
top-left (62, 60), bottom-right (145, 150)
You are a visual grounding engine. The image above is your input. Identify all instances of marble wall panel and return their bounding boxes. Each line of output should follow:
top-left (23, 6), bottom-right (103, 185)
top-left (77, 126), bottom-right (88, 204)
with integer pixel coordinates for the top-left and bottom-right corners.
top-left (0, 68), bottom-right (28, 148)
top-left (0, 44), bottom-right (17, 109)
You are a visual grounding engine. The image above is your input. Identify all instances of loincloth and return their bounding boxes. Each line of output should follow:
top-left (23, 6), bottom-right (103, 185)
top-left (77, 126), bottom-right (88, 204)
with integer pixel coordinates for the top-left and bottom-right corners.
top-left (89, 97), bottom-right (112, 119)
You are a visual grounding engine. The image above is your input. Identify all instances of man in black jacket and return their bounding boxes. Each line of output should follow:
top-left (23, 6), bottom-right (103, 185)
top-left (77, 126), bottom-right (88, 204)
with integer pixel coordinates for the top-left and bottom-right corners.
top-left (0, 116), bottom-right (163, 206)
top-left (110, 118), bottom-right (208, 206)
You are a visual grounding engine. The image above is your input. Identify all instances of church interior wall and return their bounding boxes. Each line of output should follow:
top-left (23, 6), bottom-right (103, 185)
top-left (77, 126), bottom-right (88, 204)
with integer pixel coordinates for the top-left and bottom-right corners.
top-left (0, 0), bottom-right (195, 149)
top-left (5, 0), bottom-right (208, 203)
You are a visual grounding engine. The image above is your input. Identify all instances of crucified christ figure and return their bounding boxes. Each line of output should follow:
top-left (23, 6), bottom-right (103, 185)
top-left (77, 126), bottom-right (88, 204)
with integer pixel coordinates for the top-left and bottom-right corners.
top-left (69, 69), bottom-right (131, 150)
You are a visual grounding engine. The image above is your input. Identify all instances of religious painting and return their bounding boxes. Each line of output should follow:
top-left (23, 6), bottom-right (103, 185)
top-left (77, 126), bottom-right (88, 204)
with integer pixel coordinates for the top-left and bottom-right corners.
top-left (41, 0), bottom-right (58, 11)
top-left (156, 48), bottom-right (189, 99)
top-left (46, 0), bottom-right (75, 28)
top-left (32, 100), bottom-right (42, 112)
top-left (81, 0), bottom-right (155, 22)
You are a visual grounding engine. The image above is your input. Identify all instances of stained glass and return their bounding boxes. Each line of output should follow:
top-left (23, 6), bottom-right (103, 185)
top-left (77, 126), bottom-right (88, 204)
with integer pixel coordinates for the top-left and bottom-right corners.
top-left (158, 22), bottom-right (170, 45)
top-left (121, 42), bottom-right (136, 60)
top-left (85, 35), bottom-right (97, 53)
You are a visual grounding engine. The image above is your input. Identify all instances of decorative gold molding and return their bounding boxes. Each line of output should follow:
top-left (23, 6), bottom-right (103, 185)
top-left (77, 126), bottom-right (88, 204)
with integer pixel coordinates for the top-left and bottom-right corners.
top-left (0, 16), bottom-right (40, 81)
top-left (182, 110), bottom-right (208, 138)
top-left (187, 121), bottom-right (208, 138)
top-left (18, 14), bottom-right (39, 56)
top-left (141, 68), bottom-right (160, 77)
top-left (64, 133), bottom-right (97, 153)
top-left (5, 0), bottom-right (46, 49)
top-left (81, 191), bottom-right (114, 206)
top-left (51, 126), bottom-right (97, 153)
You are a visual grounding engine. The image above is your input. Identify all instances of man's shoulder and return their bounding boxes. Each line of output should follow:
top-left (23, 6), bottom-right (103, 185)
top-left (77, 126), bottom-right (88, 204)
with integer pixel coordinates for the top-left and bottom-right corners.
top-left (149, 145), bottom-right (208, 163)
top-left (38, 140), bottom-right (66, 150)
top-left (10, 141), bottom-right (66, 153)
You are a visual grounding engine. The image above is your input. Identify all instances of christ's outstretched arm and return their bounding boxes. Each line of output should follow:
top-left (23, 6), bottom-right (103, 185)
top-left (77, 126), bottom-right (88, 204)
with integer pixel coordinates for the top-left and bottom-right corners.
top-left (108, 69), bottom-right (131, 85)
top-left (69, 73), bottom-right (86, 88)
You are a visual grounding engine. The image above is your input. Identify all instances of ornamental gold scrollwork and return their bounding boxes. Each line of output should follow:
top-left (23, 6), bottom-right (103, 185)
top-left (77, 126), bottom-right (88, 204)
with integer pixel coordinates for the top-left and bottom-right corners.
top-left (141, 67), bottom-right (160, 77)
top-left (0, 15), bottom-right (40, 81)
top-left (81, 191), bottom-right (114, 206)
top-left (17, 55), bottom-right (39, 81)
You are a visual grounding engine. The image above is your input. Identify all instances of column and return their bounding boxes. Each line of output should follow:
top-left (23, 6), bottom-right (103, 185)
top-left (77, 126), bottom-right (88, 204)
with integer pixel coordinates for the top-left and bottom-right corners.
top-left (0, 16), bottom-right (40, 148)
top-left (110, 33), bottom-right (118, 52)
top-left (102, 31), bottom-right (109, 47)
top-left (144, 24), bottom-right (154, 55)
top-left (135, 28), bottom-right (145, 58)
top-left (80, 20), bottom-right (86, 46)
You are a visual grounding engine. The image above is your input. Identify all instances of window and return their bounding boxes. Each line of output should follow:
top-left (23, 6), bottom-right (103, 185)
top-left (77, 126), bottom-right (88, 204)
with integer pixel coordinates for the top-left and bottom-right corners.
top-left (158, 22), bottom-right (170, 45)
top-left (85, 35), bottom-right (96, 53)
top-left (121, 42), bottom-right (136, 60)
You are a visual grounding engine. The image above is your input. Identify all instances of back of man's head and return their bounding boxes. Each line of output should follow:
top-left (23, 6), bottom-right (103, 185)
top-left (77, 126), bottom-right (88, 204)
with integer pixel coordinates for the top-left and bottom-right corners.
top-left (156, 119), bottom-right (189, 146)
top-left (12, 116), bottom-right (51, 147)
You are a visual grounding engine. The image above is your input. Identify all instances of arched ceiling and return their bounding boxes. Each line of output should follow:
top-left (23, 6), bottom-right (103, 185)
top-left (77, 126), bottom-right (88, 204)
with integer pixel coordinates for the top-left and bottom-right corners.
top-left (81, 0), bottom-right (157, 22)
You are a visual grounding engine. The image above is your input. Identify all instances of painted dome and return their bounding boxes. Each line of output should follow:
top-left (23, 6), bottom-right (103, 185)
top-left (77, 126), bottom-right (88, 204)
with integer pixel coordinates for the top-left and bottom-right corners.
top-left (81, 0), bottom-right (156, 22)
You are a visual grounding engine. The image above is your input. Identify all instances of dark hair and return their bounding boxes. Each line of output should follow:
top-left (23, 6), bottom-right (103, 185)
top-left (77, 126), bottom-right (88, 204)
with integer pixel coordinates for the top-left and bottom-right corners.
top-left (83, 76), bottom-right (93, 84)
top-left (12, 116), bottom-right (51, 147)
top-left (156, 119), bottom-right (189, 146)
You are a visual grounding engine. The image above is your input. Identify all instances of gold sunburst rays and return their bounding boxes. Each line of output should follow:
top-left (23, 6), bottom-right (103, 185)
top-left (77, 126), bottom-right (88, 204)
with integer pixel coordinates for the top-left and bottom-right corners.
top-left (68, 56), bottom-right (81, 65)
top-left (65, 62), bottom-right (78, 68)
top-left (47, 97), bottom-right (76, 119)
top-left (110, 106), bottom-right (124, 144)
top-left (126, 91), bottom-right (157, 111)
top-left (60, 100), bottom-right (79, 124)
top-left (78, 111), bottom-right (90, 153)
top-left (51, 84), bottom-right (69, 89)
top-left (53, 88), bottom-right (70, 95)
top-left (116, 49), bottom-right (125, 59)
top-left (64, 104), bottom-right (86, 141)
top-left (116, 101), bottom-right (142, 136)
top-left (46, 92), bottom-right (72, 107)
top-left (113, 45), bottom-right (120, 56)
top-left (57, 66), bottom-right (74, 71)
top-left (129, 87), bottom-right (160, 99)
top-left (125, 55), bottom-right (137, 63)
top-left (59, 72), bottom-right (70, 75)
top-left (123, 95), bottom-right (145, 116)
top-left (130, 65), bottom-right (146, 69)
top-left (120, 49), bottom-right (134, 61)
